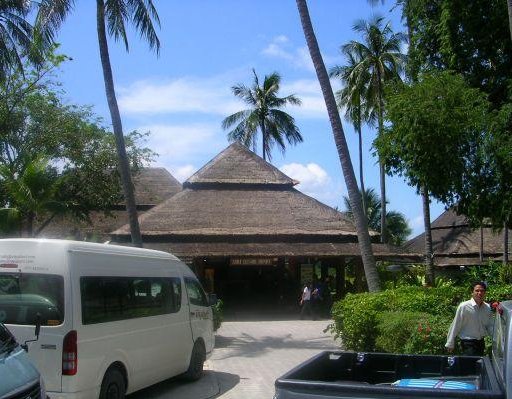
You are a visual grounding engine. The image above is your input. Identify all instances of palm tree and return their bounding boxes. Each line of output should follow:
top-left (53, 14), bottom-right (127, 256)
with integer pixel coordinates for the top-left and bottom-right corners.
top-left (0, 0), bottom-right (51, 79)
top-left (222, 69), bottom-right (302, 162)
top-left (368, 0), bottom-right (435, 284)
top-left (295, 0), bottom-right (381, 292)
top-left (343, 16), bottom-right (406, 244)
top-left (329, 48), bottom-right (374, 215)
top-left (344, 188), bottom-right (411, 246)
top-left (0, 156), bottom-right (67, 237)
top-left (508, 0), bottom-right (512, 41)
top-left (36, 0), bottom-right (161, 247)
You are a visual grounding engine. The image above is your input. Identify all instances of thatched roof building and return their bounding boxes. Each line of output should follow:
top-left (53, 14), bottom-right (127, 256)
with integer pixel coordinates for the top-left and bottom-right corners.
top-left (111, 143), bottom-right (411, 308)
top-left (111, 143), bottom-right (404, 259)
top-left (38, 167), bottom-right (181, 241)
top-left (406, 208), bottom-right (510, 267)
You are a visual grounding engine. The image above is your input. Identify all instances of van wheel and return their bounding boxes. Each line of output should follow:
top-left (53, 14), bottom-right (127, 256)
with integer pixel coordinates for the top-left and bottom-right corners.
top-left (100, 368), bottom-right (126, 399)
top-left (183, 341), bottom-right (205, 381)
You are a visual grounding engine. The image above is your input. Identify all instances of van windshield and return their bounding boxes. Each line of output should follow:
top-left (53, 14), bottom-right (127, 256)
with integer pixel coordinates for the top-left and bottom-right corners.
top-left (0, 273), bottom-right (64, 326)
top-left (0, 324), bottom-right (17, 354)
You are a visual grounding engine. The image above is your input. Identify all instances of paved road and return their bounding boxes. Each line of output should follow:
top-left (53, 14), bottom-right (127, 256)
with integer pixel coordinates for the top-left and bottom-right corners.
top-left (129, 319), bottom-right (340, 399)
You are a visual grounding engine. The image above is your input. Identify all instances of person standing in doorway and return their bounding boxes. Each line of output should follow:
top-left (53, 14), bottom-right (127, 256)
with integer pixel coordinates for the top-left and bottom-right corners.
top-left (445, 281), bottom-right (493, 356)
top-left (300, 283), bottom-right (313, 320)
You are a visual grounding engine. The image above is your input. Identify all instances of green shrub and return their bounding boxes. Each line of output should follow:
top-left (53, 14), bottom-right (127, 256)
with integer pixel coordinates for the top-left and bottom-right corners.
top-left (375, 311), bottom-right (430, 353)
top-left (329, 286), bottom-right (466, 352)
top-left (212, 299), bottom-right (223, 331)
top-left (403, 315), bottom-right (453, 355)
top-left (486, 284), bottom-right (512, 303)
top-left (329, 291), bottom-right (387, 351)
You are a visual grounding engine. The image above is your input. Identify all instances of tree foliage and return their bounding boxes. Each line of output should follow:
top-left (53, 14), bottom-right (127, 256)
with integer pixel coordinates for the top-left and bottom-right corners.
top-left (0, 56), bottom-right (154, 236)
top-left (344, 188), bottom-right (411, 246)
top-left (406, 0), bottom-right (512, 107)
top-left (222, 69), bottom-right (302, 162)
top-left (375, 72), bottom-right (489, 209)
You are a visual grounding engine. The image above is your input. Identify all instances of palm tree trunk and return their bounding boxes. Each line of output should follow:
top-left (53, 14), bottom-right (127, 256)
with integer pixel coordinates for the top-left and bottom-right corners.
top-left (377, 81), bottom-right (387, 243)
top-left (504, 222), bottom-right (509, 264)
top-left (421, 186), bottom-right (434, 286)
top-left (96, 0), bottom-right (142, 247)
top-left (357, 125), bottom-right (366, 215)
top-left (260, 121), bottom-right (267, 161)
top-left (508, 0), bottom-right (512, 41)
top-left (296, 0), bottom-right (381, 292)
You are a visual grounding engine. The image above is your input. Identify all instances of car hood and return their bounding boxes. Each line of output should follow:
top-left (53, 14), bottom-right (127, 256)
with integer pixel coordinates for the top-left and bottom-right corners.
top-left (0, 346), bottom-right (39, 398)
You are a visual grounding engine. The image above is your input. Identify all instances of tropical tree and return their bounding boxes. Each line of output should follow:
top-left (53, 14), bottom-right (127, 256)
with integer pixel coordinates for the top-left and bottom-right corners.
top-left (0, 0), bottom-right (52, 79)
top-left (375, 71), bottom-right (490, 281)
top-left (329, 48), bottom-right (374, 214)
top-left (343, 188), bottom-right (411, 246)
top-left (342, 15), bottom-right (406, 243)
top-left (222, 69), bottom-right (302, 162)
top-left (296, 0), bottom-right (381, 292)
top-left (36, 0), bottom-right (161, 247)
top-left (0, 156), bottom-right (66, 237)
top-left (0, 57), bottom-right (154, 237)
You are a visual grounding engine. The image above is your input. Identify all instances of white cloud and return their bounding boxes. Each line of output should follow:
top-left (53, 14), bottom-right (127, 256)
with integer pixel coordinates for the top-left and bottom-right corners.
top-left (118, 77), bottom-right (241, 116)
top-left (279, 162), bottom-right (343, 206)
top-left (139, 123), bottom-right (227, 165)
top-left (410, 215), bottom-right (424, 237)
top-left (172, 165), bottom-right (197, 183)
top-left (261, 36), bottom-right (314, 72)
top-left (118, 74), bottom-right (328, 119)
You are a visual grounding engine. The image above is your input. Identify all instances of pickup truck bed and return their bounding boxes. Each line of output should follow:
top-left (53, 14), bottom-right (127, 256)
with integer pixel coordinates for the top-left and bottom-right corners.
top-left (275, 351), bottom-right (504, 399)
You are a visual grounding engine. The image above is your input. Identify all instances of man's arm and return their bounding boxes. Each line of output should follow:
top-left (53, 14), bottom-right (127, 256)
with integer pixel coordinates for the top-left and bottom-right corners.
top-left (446, 304), bottom-right (464, 350)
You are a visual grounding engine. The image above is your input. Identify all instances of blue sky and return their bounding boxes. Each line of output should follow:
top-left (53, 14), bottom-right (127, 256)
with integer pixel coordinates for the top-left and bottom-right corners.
top-left (52, 0), bottom-right (444, 238)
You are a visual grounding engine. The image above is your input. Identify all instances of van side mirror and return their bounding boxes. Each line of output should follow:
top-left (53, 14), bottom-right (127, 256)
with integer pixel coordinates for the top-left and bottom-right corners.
top-left (34, 313), bottom-right (41, 339)
top-left (22, 313), bottom-right (42, 352)
top-left (208, 293), bottom-right (218, 306)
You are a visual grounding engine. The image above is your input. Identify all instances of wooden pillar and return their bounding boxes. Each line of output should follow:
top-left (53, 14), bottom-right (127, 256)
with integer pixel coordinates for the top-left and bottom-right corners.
top-left (355, 259), bottom-right (364, 292)
top-left (335, 257), bottom-right (345, 300)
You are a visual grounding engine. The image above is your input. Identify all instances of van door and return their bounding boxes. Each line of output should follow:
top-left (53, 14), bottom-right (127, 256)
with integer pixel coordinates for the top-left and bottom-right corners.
top-left (184, 277), bottom-right (214, 353)
top-left (0, 272), bottom-right (67, 393)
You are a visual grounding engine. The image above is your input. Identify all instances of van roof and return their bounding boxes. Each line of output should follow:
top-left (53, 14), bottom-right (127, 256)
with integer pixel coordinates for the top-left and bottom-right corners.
top-left (0, 239), bottom-right (179, 261)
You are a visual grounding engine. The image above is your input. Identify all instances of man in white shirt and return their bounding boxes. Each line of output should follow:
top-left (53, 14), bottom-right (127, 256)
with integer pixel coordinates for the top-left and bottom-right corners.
top-left (445, 281), bottom-right (493, 356)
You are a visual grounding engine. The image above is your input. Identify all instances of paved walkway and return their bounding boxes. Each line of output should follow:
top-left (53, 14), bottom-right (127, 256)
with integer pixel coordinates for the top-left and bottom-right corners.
top-left (130, 319), bottom-right (340, 399)
top-left (210, 319), bottom-right (340, 398)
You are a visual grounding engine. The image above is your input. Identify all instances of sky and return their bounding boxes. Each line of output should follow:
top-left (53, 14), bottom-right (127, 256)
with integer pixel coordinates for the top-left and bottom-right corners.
top-left (51, 0), bottom-right (445, 238)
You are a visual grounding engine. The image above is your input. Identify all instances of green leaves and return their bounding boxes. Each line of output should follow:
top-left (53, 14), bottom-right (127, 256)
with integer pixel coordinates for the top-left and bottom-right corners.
top-left (222, 69), bottom-right (303, 161)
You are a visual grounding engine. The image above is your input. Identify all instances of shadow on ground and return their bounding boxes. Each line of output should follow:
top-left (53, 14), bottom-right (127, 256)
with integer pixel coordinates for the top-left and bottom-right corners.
top-left (214, 330), bottom-right (337, 360)
top-left (128, 371), bottom-right (239, 399)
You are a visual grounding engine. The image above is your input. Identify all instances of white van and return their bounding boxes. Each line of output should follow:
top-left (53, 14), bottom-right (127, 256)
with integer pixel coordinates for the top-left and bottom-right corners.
top-left (0, 239), bottom-right (215, 399)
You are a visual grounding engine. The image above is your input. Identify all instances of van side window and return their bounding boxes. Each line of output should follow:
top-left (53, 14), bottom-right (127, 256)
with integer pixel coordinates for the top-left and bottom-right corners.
top-left (0, 273), bottom-right (64, 326)
top-left (80, 277), bottom-right (182, 325)
top-left (184, 278), bottom-right (208, 307)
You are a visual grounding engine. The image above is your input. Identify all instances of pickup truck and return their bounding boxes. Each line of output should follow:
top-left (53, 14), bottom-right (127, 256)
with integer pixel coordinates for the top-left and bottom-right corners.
top-left (274, 300), bottom-right (511, 399)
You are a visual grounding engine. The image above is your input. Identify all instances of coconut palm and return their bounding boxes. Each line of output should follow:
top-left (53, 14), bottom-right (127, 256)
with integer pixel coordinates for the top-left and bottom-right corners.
top-left (343, 16), bottom-right (406, 244)
top-left (329, 48), bottom-right (374, 215)
top-left (368, 0), bottom-right (436, 284)
top-left (222, 69), bottom-right (302, 162)
top-left (0, 156), bottom-right (67, 237)
top-left (295, 0), bottom-right (381, 292)
top-left (36, 0), bottom-right (161, 247)
top-left (344, 188), bottom-right (411, 246)
top-left (0, 0), bottom-right (51, 79)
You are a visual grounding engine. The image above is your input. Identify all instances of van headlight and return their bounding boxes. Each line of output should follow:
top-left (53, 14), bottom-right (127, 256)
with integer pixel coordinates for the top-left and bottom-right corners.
top-left (40, 376), bottom-right (47, 399)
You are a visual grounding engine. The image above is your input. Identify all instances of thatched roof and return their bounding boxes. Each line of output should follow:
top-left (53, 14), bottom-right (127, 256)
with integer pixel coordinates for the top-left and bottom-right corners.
top-left (37, 167), bottom-right (182, 240)
top-left (111, 143), bottom-right (411, 260)
top-left (131, 167), bottom-right (182, 206)
top-left (405, 208), bottom-right (509, 267)
top-left (185, 142), bottom-right (297, 186)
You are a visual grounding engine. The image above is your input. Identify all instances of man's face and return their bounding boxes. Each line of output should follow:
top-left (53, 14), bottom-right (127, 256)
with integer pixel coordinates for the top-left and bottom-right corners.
top-left (472, 284), bottom-right (486, 304)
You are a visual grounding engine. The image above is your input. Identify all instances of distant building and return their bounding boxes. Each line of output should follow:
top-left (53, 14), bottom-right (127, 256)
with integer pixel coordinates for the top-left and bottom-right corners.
top-left (111, 143), bottom-right (410, 310)
top-left (37, 167), bottom-right (181, 241)
top-left (406, 208), bottom-right (510, 267)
